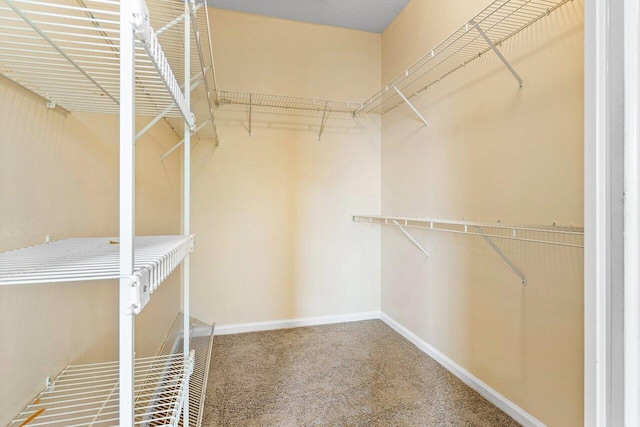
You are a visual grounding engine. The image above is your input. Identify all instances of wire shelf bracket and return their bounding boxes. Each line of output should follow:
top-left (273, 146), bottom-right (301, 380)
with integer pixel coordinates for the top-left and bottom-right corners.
top-left (393, 86), bottom-right (429, 127)
top-left (318, 101), bottom-right (329, 141)
top-left (473, 225), bottom-right (527, 285)
top-left (392, 220), bottom-right (430, 258)
top-left (469, 19), bottom-right (524, 89)
top-left (161, 119), bottom-right (211, 162)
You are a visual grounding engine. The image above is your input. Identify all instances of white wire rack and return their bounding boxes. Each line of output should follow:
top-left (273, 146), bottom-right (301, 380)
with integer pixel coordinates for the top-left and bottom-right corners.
top-left (157, 313), bottom-right (214, 427)
top-left (353, 215), bottom-right (583, 248)
top-left (355, 0), bottom-right (572, 115)
top-left (216, 90), bottom-right (362, 117)
top-left (8, 352), bottom-right (194, 427)
top-left (0, 0), bottom-right (200, 124)
top-left (0, 235), bottom-right (194, 286)
top-left (354, 214), bottom-right (583, 285)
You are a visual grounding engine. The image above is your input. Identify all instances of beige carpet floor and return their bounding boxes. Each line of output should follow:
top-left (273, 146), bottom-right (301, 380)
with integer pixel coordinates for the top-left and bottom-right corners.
top-left (202, 320), bottom-right (521, 427)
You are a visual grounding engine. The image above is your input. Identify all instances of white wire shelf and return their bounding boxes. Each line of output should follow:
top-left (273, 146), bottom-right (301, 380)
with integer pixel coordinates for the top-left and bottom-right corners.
top-left (0, 0), bottom-right (202, 123)
top-left (9, 352), bottom-right (194, 427)
top-left (353, 214), bottom-right (584, 248)
top-left (0, 235), bottom-right (194, 286)
top-left (216, 90), bottom-right (362, 117)
top-left (157, 313), bottom-right (214, 427)
top-left (355, 0), bottom-right (572, 115)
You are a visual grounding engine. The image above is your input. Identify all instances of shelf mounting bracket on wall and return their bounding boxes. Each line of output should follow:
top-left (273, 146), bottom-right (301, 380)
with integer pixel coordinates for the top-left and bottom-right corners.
top-left (392, 220), bottom-right (430, 259)
top-left (473, 225), bottom-right (527, 285)
top-left (249, 93), bottom-right (252, 136)
top-left (393, 86), bottom-right (429, 127)
top-left (318, 101), bottom-right (329, 141)
top-left (469, 19), bottom-right (524, 89)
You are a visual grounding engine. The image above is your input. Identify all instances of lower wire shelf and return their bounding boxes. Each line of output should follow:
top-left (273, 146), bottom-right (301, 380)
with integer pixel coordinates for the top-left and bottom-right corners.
top-left (9, 353), bottom-right (194, 427)
top-left (157, 313), bottom-right (215, 427)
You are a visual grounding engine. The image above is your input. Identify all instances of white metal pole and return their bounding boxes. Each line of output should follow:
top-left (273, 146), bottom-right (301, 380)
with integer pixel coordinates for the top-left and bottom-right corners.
top-left (182, 1), bottom-right (191, 426)
top-left (119, 0), bottom-right (135, 425)
top-left (624, 0), bottom-right (640, 423)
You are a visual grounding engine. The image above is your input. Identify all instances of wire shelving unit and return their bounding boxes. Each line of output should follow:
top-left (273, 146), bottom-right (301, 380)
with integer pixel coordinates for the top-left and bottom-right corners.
top-left (9, 353), bottom-right (195, 427)
top-left (214, 90), bottom-right (363, 140)
top-left (211, 0), bottom-right (573, 136)
top-left (216, 90), bottom-right (361, 116)
top-left (1, 0), bottom-right (203, 425)
top-left (353, 214), bottom-right (583, 285)
top-left (355, 0), bottom-right (572, 116)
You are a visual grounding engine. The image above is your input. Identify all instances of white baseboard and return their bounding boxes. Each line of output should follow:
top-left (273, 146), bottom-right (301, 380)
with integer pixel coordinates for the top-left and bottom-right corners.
top-left (380, 312), bottom-right (546, 427)
top-left (214, 311), bottom-right (381, 335)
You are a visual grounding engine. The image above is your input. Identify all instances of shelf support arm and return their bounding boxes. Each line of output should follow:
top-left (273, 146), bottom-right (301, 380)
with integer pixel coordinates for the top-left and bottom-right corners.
top-left (392, 220), bottom-right (430, 259)
top-left (160, 119), bottom-right (211, 162)
top-left (136, 75), bottom-right (204, 141)
top-left (473, 226), bottom-right (527, 285)
top-left (249, 93), bottom-right (252, 136)
top-left (470, 20), bottom-right (524, 89)
top-left (393, 86), bottom-right (429, 127)
top-left (318, 101), bottom-right (329, 141)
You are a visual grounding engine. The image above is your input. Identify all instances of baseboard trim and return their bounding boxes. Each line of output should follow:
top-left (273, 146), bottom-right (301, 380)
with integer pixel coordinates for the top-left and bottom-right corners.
top-left (380, 312), bottom-right (546, 427)
top-left (214, 311), bottom-right (381, 336)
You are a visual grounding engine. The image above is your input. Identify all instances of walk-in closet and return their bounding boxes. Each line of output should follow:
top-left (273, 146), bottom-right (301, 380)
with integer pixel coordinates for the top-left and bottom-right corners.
top-left (1, 0), bottom-right (632, 425)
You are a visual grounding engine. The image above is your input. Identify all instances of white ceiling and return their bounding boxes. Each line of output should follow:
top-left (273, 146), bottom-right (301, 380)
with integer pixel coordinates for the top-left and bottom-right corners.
top-left (206, 0), bottom-right (411, 34)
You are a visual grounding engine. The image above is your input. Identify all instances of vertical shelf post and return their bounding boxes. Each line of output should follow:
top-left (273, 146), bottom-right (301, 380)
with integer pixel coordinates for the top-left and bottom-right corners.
top-left (119, 0), bottom-right (135, 425)
top-left (182, 0), bottom-right (191, 425)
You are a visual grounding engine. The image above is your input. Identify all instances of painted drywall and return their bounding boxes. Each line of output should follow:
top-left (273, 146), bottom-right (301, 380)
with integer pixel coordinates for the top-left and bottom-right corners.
top-left (0, 80), bottom-right (183, 424)
top-left (186, 9), bottom-right (382, 326)
top-left (380, 0), bottom-right (584, 426)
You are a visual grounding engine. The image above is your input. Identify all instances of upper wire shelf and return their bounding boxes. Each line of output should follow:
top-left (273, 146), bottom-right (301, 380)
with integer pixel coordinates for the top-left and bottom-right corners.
top-left (353, 214), bottom-right (584, 248)
top-left (216, 90), bottom-right (362, 118)
top-left (355, 0), bottom-right (572, 115)
top-left (0, 235), bottom-right (194, 286)
top-left (9, 352), bottom-right (194, 427)
top-left (0, 0), bottom-right (206, 124)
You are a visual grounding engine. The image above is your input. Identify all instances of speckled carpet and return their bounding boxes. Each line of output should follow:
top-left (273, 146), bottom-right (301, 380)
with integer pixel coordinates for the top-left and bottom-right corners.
top-left (202, 320), bottom-right (520, 427)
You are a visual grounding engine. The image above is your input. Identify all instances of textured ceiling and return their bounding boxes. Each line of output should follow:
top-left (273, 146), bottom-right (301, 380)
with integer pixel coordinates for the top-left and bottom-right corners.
top-left (206, 0), bottom-right (411, 33)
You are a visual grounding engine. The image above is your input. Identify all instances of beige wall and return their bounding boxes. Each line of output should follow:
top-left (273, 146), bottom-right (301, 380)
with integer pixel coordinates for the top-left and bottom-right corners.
top-left (186, 9), bottom-right (382, 326)
top-left (380, 1), bottom-right (584, 426)
top-left (0, 81), bottom-right (183, 424)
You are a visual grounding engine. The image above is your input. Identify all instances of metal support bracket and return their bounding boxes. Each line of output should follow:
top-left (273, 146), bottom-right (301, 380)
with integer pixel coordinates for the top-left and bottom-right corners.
top-left (318, 101), bottom-right (329, 141)
top-left (160, 119), bottom-right (211, 162)
top-left (393, 86), bottom-right (429, 127)
top-left (249, 93), bottom-right (252, 136)
top-left (470, 19), bottom-right (524, 89)
top-left (124, 273), bottom-right (151, 316)
top-left (392, 220), bottom-right (430, 259)
top-left (473, 226), bottom-right (527, 285)
top-left (136, 75), bottom-right (204, 141)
